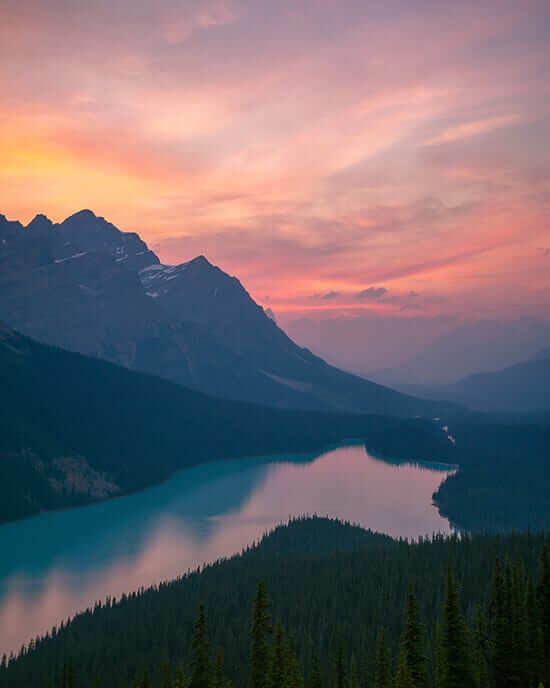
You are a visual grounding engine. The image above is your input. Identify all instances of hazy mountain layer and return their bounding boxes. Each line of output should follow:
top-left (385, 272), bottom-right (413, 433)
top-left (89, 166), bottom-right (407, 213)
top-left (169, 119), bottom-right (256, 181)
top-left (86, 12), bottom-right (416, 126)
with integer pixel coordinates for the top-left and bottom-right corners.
top-left (368, 318), bottom-right (550, 386)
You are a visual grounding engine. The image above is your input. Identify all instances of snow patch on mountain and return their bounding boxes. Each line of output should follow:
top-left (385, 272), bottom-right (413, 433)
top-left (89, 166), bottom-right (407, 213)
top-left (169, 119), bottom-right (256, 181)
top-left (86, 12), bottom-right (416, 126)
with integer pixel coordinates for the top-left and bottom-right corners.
top-left (54, 252), bottom-right (88, 264)
top-left (139, 261), bottom-right (192, 295)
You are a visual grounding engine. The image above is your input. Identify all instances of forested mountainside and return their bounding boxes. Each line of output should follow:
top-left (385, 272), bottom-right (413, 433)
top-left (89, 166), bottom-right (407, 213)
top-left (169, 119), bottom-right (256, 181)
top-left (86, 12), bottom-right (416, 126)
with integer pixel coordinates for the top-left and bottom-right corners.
top-left (364, 414), bottom-right (550, 532)
top-left (0, 210), bottom-right (453, 416)
top-left (432, 419), bottom-right (550, 532)
top-left (3, 320), bottom-right (548, 532)
top-left (0, 324), bottom-right (456, 525)
top-left (2, 517), bottom-right (549, 688)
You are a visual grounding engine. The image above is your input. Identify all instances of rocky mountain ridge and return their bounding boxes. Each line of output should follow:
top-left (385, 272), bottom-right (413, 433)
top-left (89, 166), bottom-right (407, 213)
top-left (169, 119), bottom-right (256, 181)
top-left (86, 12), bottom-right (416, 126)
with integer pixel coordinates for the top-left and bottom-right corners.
top-left (0, 210), bottom-right (452, 416)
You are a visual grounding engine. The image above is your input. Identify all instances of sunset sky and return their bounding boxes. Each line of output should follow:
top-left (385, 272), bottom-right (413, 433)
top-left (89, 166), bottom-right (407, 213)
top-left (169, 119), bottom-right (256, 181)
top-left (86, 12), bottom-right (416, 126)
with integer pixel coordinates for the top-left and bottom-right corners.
top-left (1, 0), bottom-right (549, 324)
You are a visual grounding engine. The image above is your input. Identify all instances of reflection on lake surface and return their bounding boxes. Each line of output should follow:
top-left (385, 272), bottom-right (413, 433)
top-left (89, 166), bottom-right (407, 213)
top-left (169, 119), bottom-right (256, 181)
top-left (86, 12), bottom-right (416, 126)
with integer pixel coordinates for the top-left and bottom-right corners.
top-left (0, 444), bottom-right (454, 654)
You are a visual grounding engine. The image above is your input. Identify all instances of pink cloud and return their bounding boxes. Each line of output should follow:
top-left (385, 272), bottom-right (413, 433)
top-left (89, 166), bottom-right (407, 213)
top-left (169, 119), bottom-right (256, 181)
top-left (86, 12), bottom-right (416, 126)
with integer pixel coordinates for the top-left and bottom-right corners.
top-left (1, 0), bottom-right (549, 319)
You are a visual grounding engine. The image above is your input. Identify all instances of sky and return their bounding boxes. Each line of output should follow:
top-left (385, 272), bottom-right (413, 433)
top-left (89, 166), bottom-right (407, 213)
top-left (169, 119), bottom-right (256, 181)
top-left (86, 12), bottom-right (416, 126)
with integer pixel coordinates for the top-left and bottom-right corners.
top-left (1, 0), bottom-right (550, 333)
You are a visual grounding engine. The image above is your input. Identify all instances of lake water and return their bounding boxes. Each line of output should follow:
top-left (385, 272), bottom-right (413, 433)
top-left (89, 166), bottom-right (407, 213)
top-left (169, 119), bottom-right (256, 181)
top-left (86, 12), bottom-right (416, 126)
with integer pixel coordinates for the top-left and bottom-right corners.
top-left (0, 444), bottom-right (454, 656)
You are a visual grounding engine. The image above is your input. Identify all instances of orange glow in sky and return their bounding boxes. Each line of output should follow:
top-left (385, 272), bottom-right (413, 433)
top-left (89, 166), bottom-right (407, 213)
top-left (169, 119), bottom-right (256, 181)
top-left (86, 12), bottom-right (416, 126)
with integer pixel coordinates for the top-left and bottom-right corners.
top-left (1, 0), bottom-right (549, 318)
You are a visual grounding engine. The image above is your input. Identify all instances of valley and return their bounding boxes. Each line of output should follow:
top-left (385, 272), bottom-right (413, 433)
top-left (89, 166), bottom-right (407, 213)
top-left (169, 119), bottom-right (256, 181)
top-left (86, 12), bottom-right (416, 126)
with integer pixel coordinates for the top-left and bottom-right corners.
top-left (0, 209), bottom-right (548, 688)
top-left (0, 444), bottom-right (453, 657)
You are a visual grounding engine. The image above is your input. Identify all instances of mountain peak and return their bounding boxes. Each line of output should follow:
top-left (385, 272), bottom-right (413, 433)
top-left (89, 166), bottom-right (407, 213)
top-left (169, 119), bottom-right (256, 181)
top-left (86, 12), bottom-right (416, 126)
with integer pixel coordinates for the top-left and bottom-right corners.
top-left (27, 213), bottom-right (53, 231)
top-left (0, 213), bottom-right (24, 237)
top-left (189, 255), bottom-right (212, 267)
top-left (66, 209), bottom-right (97, 221)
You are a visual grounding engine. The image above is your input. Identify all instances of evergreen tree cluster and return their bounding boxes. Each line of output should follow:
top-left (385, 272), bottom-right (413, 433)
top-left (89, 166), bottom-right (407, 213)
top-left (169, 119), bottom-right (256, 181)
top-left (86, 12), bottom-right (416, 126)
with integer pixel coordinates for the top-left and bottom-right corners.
top-left (2, 517), bottom-right (550, 688)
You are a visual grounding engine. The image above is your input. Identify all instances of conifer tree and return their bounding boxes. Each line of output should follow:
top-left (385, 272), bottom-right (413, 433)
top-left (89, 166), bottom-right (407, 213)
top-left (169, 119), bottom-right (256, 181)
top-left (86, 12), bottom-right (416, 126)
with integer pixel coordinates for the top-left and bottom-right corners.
top-left (511, 562), bottom-right (528, 687)
top-left (489, 559), bottom-right (509, 687)
top-left (309, 650), bottom-right (322, 688)
top-left (190, 604), bottom-right (211, 688)
top-left (526, 579), bottom-right (542, 688)
top-left (394, 651), bottom-right (414, 688)
top-left (213, 648), bottom-right (227, 688)
top-left (471, 607), bottom-right (488, 688)
top-left (349, 653), bottom-right (359, 688)
top-left (269, 625), bottom-right (286, 688)
top-left (250, 581), bottom-right (272, 688)
top-left (162, 659), bottom-right (172, 688)
top-left (375, 628), bottom-right (392, 688)
top-left (440, 567), bottom-right (473, 688)
top-left (335, 643), bottom-right (346, 688)
top-left (283, 635), bottom-right (303, 688)
top-left (401, 587), bottom-right (426, 687)
top-left (538, 545), bottom-right (550, 687)
top-left (432, 620), bottom-right (445, 688)
top-left (173, 663), bottom-right (186, 688)
top-left (61, 657), bottom-right (75, 688)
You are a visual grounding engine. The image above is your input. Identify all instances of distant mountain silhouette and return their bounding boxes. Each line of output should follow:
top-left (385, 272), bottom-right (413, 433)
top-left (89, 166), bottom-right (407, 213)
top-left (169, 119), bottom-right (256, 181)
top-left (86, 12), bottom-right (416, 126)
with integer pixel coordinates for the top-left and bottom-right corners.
top-left (0, 210), bottom-right (452, 416)
top-left (429, 353), bottom-right (550, 413)
top-left (369, 318), bottom-right (550, 386)
top-left (390, 348), bottom-right (550, 413)
top-left (530, 347), bottom-right (550, 362)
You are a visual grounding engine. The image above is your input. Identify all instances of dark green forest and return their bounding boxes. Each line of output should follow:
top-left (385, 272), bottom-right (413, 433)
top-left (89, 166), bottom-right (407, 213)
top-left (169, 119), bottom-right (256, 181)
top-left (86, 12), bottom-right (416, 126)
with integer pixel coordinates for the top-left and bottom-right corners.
top-left (3, 324), bottom-right (550, 532)
top-left (2, 517), bottom-right (550, 688)
top-left (365, 416), bottom-right (550, 532)
top-left (0, 326), bottom-right (453, 525)
top-left (432, 419), bottom-right (550, 532)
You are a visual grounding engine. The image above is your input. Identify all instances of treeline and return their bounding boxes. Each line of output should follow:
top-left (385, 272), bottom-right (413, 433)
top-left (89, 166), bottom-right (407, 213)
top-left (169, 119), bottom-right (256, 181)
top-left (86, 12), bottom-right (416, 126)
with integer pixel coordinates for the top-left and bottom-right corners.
top-left (1, 517), bottom-right (550, 688)
top-left (127, 551), bottom-right (550, 688)
top-left (433, 420), bottom-right (550, 532)
top-left (363, 412), bottom-right (550, 533)
top-left (0, 326), bottom-right (450, 524)
top-left (4, 324), bottom-right (550, 532)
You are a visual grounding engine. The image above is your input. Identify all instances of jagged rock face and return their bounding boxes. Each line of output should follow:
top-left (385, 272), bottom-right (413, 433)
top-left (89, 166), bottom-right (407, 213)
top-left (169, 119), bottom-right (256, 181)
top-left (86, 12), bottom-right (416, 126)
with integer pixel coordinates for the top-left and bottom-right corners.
top-left (138, 255), bottom-right (322, 377)
top-left (0, 210), bottom-right (158, 272)
top-left (1, 251), bottom-right (164, 367)
top-left (0, 214), bottom-right (24, 242)
top-left (0, 211), bottom-right (320, 409)
top-left (0, 212), bottom-right (172, 370)
top-left (0, 209), bottom-right (444, 415)
top-left (58, 210), bottom-right (159, 272)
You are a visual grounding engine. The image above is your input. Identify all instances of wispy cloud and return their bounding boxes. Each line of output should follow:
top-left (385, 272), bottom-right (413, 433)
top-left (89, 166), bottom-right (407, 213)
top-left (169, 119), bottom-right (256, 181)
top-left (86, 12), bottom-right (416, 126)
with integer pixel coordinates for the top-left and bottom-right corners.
top-left (426, 114), bottom-right (522, 146)
top-left (355, 287), bottom-right (388, 301)
top-left (1, 0), bottom-right (549, 319)
top-left (318, 291), bottom-right (341, 300)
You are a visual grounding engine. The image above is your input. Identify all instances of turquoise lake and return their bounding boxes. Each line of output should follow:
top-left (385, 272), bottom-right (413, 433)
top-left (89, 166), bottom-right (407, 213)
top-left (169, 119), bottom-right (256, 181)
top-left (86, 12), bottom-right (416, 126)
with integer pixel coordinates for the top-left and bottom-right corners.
top-left (0, 444), bottom-right (454, 655)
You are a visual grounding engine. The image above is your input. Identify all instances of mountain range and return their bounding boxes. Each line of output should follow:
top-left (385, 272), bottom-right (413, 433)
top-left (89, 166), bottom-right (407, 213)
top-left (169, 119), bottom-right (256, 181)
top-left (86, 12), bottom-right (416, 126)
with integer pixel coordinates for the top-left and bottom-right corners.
top-left (367, 318), bottom-right (550, 387)
top-left (0, 209), bottom-right (450, 417)
top-left (399, 351), bottom-right (550, 413)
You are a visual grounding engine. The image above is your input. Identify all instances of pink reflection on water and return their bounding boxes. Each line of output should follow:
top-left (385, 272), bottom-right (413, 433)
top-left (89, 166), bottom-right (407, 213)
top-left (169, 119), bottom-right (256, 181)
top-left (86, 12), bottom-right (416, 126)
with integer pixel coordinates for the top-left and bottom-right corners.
top-left (218, 446), bottom-right (453, 539)
top-left (0, 445), bottom-right (452, 655)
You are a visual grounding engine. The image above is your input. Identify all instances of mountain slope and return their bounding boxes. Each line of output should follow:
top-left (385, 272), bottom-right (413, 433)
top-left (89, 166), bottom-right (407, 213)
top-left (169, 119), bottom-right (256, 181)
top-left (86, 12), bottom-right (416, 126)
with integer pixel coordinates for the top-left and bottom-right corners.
top-left (138, 252), bottom-right (452, 416)
top-left (0, 324), bottom-right (455, 524)
top-left (0, 210), bottom-right (451, 416)
top-left (431, 355), bottom-right (550, 412)
top-left (369, 318), bottom-right (550, 386)
top-left (0, 212), bottom-right (327, 410)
